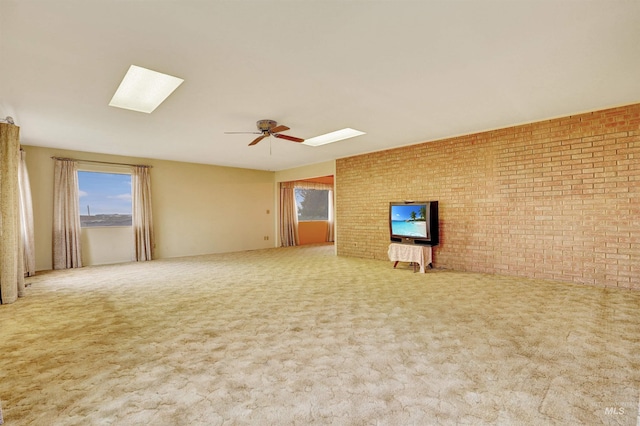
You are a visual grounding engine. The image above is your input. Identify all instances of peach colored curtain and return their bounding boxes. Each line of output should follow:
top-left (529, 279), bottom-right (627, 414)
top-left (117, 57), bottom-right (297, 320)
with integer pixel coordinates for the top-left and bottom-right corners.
top-left (53, 159), bottom-right (82, 269)
top-left (0, 123), bottom-right (26, 304)
top-left (279, 182), bottom-right (299, 247)
top-left (19, 149), bottom-right (36, 276)
top-left (132, 165), bottom-right (154, 261)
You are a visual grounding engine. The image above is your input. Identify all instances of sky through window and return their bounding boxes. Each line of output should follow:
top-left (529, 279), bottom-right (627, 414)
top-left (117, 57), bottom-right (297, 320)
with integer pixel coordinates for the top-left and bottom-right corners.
top-left (78, 171), bottom-right (132, 215)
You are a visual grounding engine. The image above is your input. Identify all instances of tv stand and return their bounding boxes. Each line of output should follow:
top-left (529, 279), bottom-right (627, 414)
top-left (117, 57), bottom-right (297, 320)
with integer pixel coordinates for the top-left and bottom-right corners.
top-left (387, 243), bottom-right (433, 273)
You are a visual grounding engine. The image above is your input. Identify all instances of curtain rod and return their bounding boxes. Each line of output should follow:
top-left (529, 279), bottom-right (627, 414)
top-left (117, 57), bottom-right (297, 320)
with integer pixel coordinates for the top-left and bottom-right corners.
top-left (51, 156), bottom-right (152, 168)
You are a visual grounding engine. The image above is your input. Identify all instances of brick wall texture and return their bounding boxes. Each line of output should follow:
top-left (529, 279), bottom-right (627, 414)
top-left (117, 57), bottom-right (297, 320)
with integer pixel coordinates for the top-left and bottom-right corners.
top-left (336, 103), bottom-right (640, 289)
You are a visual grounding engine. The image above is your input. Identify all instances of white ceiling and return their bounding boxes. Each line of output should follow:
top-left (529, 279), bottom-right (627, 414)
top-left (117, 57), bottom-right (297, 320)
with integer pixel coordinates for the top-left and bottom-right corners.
top-left (1, 1), bottom-right (639, 171)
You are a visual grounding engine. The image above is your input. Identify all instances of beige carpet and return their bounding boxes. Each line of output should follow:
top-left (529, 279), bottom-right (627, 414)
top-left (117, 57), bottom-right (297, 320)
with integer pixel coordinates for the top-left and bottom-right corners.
top-left (1, 244), bottom-right (639, 425)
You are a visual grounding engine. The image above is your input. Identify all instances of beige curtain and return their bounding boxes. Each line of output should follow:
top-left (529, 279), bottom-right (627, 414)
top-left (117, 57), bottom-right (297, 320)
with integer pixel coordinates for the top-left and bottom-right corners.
top-left (0, 123), bottom-right (26, 304)
top-left (279, 182), bottom-right (299, 247)
top-left (326, 189), bottom-right (335, 242)
top-left (53, 159), bottom-right (82, 269)
top-left (19, 150), bottom-right (36, 276)
top-left (132, 165), bottom-right (154, 261)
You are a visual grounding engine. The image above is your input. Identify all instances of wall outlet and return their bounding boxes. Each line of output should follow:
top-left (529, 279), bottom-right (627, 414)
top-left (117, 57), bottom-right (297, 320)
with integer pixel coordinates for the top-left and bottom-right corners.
top-left (264, 236), bottom-right (269, 241)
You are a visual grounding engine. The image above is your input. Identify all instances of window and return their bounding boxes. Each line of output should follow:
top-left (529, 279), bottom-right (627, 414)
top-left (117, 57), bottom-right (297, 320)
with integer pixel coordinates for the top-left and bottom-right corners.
top-left (295, 188), bottom-right (329, 221)
top-left (78, 171), bottom-right (132, 227)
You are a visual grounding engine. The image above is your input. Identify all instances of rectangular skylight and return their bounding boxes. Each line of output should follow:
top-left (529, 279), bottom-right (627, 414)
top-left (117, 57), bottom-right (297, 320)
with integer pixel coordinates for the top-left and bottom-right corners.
top-left (109, 65), bottom-right (184, 113)
top-left (302, 128), bottom-right (366, 146)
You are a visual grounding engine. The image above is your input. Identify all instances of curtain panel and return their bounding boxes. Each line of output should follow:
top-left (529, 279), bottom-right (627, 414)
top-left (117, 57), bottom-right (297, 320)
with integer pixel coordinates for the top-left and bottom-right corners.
top-left (132, 165), bottom-right (154, 261)
top-left (293, 181), bottom-right (333, 191)
top-left (19, 150), bottom-right (36, 276)
top-left (279, 182), bottom-right (299, 247)
top-left (326, 189), bottom-right (335, 242)
top-left (53, 159), bottom-right (83, 269)
top-left (0, 123), bottom-right (25, 304)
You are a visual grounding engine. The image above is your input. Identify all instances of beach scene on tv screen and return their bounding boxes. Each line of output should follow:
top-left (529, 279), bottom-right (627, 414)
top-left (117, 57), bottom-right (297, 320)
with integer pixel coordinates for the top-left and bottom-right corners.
top-left (391, 205), bottom-right (428, 238)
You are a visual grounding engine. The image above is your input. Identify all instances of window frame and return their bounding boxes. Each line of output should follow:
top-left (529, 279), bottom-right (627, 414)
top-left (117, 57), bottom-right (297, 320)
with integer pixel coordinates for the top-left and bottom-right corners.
top-left (295, 187), bottom-right (330, 222)
top-left (77, 165), bottom-right (133, 228)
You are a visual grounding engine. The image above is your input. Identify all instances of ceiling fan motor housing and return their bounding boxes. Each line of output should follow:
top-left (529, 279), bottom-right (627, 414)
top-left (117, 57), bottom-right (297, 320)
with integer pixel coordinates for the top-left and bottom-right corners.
top-left (257, 119), bottom-right (277, 132)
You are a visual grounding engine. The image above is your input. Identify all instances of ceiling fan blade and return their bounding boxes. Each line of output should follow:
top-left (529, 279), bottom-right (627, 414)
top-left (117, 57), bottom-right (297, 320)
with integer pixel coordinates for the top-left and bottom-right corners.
top-left (224, 131), bottom-right (261, 134)
top-left (270, 125), bottom-right (290, 134)
top-left (249, 134), bottom-right (268, 146)
top-left (273, 133), bottom-right (304, 143)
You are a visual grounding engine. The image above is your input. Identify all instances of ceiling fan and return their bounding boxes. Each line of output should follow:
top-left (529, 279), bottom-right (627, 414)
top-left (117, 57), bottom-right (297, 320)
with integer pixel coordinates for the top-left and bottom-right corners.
top-left (225, 119), bottom-right (305, 146)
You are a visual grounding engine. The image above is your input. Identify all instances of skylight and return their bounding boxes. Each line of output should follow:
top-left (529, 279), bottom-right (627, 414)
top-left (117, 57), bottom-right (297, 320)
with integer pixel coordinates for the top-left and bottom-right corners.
top-left (109, 65), bottom-right (184, 113)
top-left (302, 128), bottom-right (366, 146)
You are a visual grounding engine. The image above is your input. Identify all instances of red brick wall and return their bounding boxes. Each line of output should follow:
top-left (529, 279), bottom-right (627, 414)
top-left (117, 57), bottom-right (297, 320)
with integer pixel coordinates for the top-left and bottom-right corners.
top-left (336, 104), bottom-right (640, 289)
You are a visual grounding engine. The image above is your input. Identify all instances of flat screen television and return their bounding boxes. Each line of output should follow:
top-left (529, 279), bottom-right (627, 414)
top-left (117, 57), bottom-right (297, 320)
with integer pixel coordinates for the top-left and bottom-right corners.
top-left (389, 201), bottom-right (439, 246)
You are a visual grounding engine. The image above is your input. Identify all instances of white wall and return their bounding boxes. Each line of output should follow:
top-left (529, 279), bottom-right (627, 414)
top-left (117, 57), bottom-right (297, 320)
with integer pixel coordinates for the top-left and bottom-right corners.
top-left (274, 161), bottom-right (335, 184)
top-left (81, 227), bottom-right (134, 265)
top-left (24, 146), bottom-right (276, 270)
top-left (151, 159), bottom-right (275, 258)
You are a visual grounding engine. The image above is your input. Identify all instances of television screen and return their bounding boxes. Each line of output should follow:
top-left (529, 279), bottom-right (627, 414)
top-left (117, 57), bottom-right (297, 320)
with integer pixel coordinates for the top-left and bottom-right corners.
top-left (389, 201), bottom-right (439, 246)
top-left (390, 204), bottom-right (428, 238)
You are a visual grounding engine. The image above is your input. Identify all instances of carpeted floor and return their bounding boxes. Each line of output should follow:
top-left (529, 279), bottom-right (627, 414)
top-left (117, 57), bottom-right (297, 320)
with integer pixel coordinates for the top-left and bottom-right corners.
top-left (1, 244), bottom-right (639, 425)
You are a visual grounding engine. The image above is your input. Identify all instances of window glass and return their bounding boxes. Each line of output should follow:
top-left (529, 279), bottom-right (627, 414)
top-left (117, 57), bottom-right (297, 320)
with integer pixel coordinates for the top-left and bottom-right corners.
top-left (295, 188), bottom-right (329, 221)
top-left (78, 171), bottom-right (132, 227)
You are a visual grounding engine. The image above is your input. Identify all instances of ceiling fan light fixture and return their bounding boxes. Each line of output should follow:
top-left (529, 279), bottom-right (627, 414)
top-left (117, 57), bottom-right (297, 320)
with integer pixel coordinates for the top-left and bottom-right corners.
top-left (302, 128), bottom-right (365, 147)
top-left (109, 65), bottom-right (184, 113)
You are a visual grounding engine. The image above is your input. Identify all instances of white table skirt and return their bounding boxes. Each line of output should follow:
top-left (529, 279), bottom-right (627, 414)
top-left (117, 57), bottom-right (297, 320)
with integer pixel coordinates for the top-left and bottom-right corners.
top-left (387, 243), bottom-right (433, 273)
